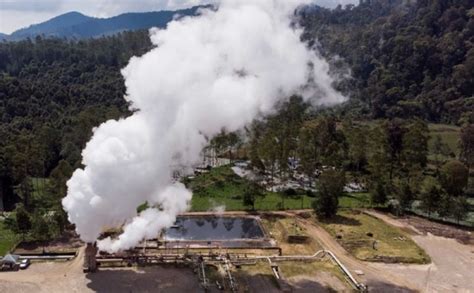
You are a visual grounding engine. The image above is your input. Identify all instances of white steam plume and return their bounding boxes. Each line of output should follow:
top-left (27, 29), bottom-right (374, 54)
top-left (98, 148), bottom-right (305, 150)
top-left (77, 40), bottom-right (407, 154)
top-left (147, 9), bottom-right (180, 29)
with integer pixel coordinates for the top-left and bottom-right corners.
top-left (62, 0), bottom-right (346, 253)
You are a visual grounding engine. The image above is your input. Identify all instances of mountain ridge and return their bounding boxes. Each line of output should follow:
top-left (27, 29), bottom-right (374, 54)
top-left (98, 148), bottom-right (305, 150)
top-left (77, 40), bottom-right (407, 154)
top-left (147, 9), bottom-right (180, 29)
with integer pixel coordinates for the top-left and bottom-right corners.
top-left (0, 6), bottom-right (206, 41)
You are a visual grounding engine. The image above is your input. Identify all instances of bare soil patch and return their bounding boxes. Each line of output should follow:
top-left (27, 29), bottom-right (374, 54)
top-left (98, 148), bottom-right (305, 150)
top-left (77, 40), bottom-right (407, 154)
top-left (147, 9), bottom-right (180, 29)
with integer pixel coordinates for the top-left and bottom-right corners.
top-left (404, 215), bottom-right (472, 244)
top-left (367, 210), bottom-right (474, 292)
top-left (365, 210), bottom-right (473, 244)
top-left (0, 253), bottom-right (203, 293)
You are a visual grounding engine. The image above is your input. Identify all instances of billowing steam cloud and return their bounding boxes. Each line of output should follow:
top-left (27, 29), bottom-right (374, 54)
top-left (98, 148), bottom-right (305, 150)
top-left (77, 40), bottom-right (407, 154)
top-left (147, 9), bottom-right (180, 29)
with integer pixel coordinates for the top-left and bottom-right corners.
top-left (62, 0), bottom-right (345, 253)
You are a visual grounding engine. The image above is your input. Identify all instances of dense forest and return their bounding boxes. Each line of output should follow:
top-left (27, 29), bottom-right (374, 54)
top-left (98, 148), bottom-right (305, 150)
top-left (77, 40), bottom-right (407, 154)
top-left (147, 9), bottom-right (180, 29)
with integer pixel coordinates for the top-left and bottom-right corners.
top-left (301, 0), bottom-right (474, 123)
top-left (0, 0), bottom-right (473, 241)
top-left (0, 31), bottom-right (152, 211)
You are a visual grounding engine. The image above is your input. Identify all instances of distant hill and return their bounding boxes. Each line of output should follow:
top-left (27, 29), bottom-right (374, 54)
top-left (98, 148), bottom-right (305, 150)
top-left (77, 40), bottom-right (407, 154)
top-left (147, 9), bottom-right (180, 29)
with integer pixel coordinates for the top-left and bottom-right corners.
top-left (0, 6), bottom-right (206, 41)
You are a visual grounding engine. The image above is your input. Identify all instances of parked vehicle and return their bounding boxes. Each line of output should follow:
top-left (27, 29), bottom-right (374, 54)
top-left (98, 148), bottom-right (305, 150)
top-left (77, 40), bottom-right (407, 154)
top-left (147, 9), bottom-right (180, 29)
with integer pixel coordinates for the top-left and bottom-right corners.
top-left (1, 263), bottom-right (18, 271)
top-left (19, 259), bottom-right (30, 270)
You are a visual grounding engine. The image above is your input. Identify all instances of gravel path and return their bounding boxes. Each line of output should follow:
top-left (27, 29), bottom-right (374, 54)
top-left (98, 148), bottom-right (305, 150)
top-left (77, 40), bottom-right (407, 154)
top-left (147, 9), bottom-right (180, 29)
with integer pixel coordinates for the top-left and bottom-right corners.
top-left (366, 210), bottom-right (474, 292)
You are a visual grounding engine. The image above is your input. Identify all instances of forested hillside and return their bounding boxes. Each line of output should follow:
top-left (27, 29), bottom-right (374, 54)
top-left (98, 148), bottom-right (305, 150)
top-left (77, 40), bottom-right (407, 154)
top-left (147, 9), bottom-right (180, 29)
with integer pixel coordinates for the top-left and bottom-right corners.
top-left (301, 0), bottom-right (473, 123)
top-left (0, 31), bottom-right (151, 210)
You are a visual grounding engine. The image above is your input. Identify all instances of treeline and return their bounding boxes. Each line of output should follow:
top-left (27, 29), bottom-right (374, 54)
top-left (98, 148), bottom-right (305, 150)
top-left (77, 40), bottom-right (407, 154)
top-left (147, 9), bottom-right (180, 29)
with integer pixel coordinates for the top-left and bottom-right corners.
top-left (231, 97), bottom-right (473, 221)
top-left (300, 0), bottom-right (474, 123)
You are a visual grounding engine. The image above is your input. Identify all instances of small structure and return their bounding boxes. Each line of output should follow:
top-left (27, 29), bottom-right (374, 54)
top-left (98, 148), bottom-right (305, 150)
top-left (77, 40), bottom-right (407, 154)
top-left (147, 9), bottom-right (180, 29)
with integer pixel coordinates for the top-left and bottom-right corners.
top-left (1, 254), bottom-right (20, 271)
top-left (287, 235), bottom-right (310, 244)
top-left (83, 242), bottom-right (98, 273)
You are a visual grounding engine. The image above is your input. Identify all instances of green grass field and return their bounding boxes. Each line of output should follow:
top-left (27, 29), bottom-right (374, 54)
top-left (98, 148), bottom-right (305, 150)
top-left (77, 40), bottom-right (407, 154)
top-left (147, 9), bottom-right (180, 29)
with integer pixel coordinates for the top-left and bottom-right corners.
top-left (428, 123), bottom-right (461, 158)
top-left (319, 210), bottom-right (430, 264)
top-left (0, 220), bottom-right (18, 256)
top-left (191, 192), bottom-right (314, 211)
top-left (187, 165), bottom-right (374, 211)
top-left (187, 165), bottom-right (313, 211)
top-left (357, 122), bottom-right (461, 159)
top-left (339, 193), bottom-right (372, 209)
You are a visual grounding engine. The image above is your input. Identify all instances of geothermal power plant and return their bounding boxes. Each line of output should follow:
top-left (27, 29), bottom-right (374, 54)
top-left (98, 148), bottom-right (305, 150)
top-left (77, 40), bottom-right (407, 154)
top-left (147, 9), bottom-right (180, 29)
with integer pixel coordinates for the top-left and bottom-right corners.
top-left (81, 214), bottom-right (367, 292)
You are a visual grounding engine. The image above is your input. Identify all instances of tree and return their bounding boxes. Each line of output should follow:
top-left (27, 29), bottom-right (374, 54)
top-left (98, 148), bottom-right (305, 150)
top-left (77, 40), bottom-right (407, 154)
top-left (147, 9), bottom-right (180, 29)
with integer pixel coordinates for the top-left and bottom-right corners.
top-left (51, 207), bottom-right (68, 236)
top-left (432, 135), bottom-right (451, 170)
top-left (385, 120), bottom-right (405, 180)
top-left (210, 131), bottom-right (242, 163)
top-left (32, 213), bottom-right (51, 243)
top-left (402, 120), bottom-right (429, 172)
top-left (437, 193), bottom-right (454, 219)
top-left (345, 124), bottom-right (367, 173)
top-left (367, 123), bottom-right (391, 196)
top-left (313, 169), bottom-right (345, 218)
top-left (439, 160), bottom-right (469, 197)
top-left (298, 116), bottom-right (346, 186)
top-left (459, 124), bottom-right (474, 169)
top-left (47, 160), bottom-right (73, 200)
top-left (394, 179), bottom-right (415, 213)
top-left (248, 122), bottom-right (266, 173)
top-left (451, 196), bottom-right (469, 224)
top-left (298, 123), bottom-right (319, 187)
top-left (370, 178), bottom-right (388, 205)
top-left (419, 177), bottom-right (444, 216)
top-left (15, 204), bottom-right (32, 237)
top-left (242, 182), bottom-right (265, 210)
top-left (259, 124), bottom-right (280, 187)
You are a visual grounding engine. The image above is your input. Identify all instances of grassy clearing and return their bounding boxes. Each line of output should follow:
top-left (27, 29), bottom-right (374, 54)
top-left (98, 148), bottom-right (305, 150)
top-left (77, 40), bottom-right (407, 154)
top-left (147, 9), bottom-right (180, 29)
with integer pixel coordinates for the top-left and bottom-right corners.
top-left (358, 122), bottom-right (460, 159)
top-left (188, 165), bottom-right (374, 211)
top-left (339, 193), bottom-right (372, 209)
top-left (428, 123), bottom-right (460, 158)
top-left (319, 210), bottom-right (430, 264)
top-left (188, 165), bottom-right (314, 211)
top-left (191, 192), bottom-right (314, 211)
top-left (0, 220), bottom-right (18, 256)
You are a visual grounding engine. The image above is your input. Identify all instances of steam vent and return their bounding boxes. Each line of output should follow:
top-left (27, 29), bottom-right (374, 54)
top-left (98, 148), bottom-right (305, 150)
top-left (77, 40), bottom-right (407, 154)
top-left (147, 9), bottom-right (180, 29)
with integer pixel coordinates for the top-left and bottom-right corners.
top-left (83, 242), bottom-right (98, 273)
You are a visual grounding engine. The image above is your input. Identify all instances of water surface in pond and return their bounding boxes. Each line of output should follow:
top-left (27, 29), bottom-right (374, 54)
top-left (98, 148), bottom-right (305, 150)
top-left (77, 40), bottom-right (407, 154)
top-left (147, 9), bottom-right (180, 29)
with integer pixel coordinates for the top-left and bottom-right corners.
top-left (163, 216), bottom-right (265, 240)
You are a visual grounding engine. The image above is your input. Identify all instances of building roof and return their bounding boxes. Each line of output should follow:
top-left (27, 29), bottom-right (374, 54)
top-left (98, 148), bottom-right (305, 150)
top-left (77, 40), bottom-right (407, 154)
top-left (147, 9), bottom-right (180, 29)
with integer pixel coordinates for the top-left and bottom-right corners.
top-left (1, 254), bottom-right (20, 264)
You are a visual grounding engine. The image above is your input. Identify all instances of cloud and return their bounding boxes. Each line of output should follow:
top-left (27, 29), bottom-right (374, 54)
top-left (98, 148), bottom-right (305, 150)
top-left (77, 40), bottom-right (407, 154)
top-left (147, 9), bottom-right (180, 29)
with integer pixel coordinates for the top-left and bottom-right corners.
top-left (82, 0), bottom-right (215, 18)
top-left (0, 10), bottom-right (58, 33)
top-left (0, 0), bottom-right (62, 12)
top-left (316, 0), bottom-right (359, 8)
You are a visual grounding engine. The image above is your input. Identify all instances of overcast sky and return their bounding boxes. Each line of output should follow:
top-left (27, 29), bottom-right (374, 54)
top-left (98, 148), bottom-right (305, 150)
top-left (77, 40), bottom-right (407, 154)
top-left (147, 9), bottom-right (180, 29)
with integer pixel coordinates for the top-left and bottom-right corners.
top-left (0, 0), bottom-right (358, 34)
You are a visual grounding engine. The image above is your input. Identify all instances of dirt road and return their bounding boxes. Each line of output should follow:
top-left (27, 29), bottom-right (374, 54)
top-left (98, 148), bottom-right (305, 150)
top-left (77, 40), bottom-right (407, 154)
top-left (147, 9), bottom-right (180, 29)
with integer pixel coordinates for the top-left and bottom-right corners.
top-left (366, 210), bottom-right (474, 292)
top-left (293, 214), bottom-right (417, 292)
